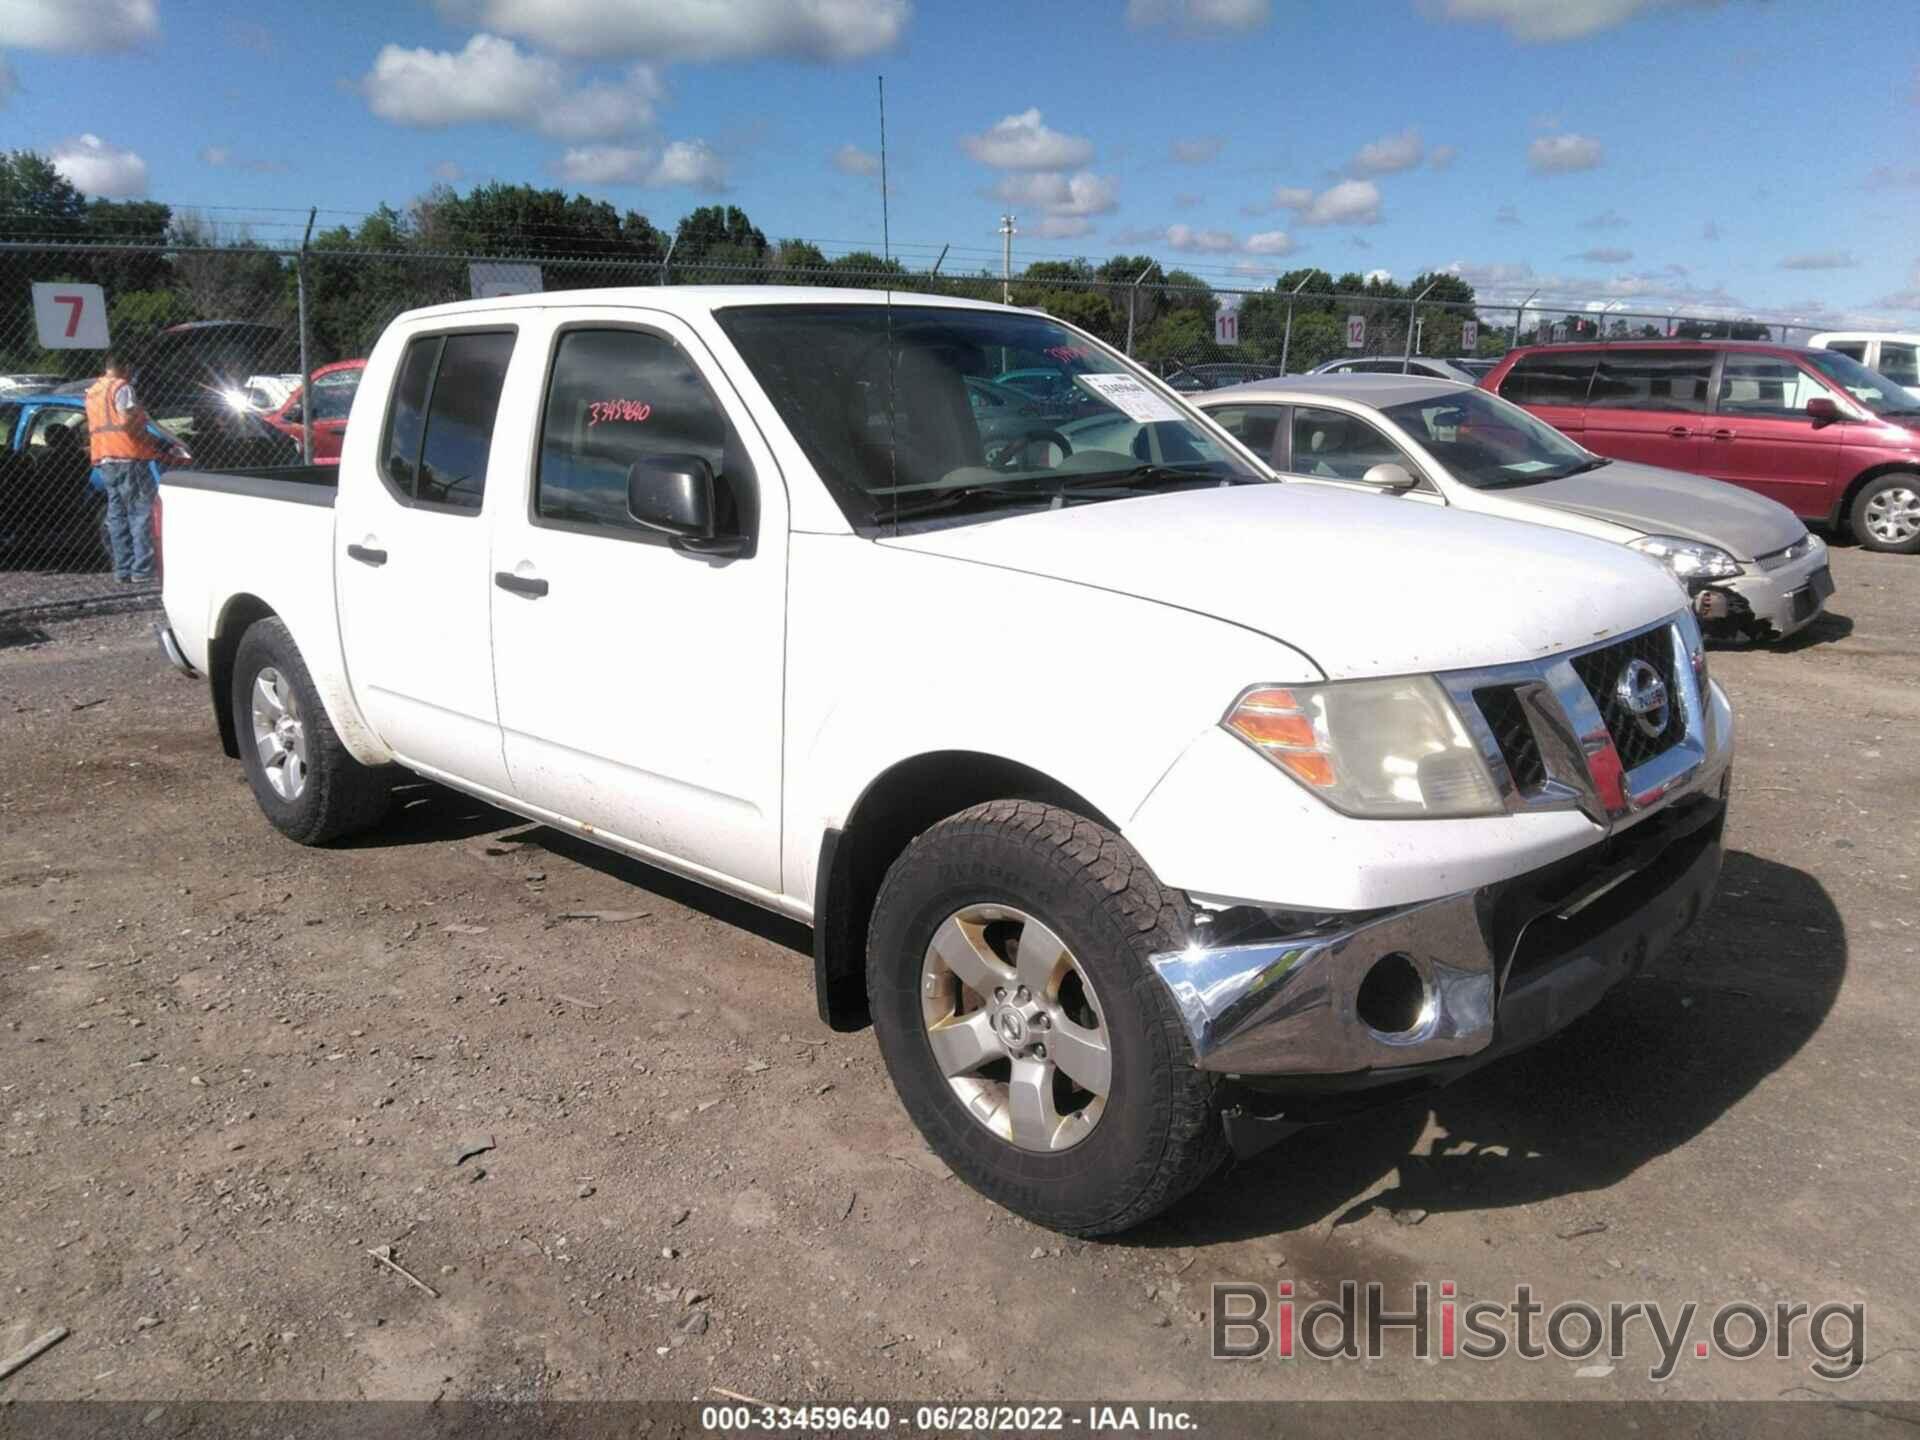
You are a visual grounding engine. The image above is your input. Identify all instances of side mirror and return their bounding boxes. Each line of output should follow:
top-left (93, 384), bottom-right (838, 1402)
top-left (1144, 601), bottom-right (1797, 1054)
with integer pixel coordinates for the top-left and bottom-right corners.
top-left (626, 454), bottom-right (742, 555)
top-left (1806, 396), bottom-right (1842, 426)
top-left (1361, 461), bottom-right (1420, 492)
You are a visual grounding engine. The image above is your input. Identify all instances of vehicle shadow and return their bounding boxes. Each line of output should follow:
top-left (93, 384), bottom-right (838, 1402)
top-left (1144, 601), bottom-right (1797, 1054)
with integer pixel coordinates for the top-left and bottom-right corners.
top-left (1134, 849), bottom-right (1844, 1246)
top-left (1768, 608), bottom-right (1853, 652)
top-left (343, 779), bottom-right (813, 957)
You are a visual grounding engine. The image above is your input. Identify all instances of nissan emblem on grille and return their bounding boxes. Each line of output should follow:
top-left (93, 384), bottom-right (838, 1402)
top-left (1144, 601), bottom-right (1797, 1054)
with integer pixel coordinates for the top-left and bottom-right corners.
top-left (1616, 658), bottom-right (1671, 739)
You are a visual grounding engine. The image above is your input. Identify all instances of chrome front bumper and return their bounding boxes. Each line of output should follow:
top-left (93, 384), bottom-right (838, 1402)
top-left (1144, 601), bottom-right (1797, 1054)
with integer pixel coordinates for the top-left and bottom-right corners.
top-left (1151, 784), bottom-right (1726, 1078)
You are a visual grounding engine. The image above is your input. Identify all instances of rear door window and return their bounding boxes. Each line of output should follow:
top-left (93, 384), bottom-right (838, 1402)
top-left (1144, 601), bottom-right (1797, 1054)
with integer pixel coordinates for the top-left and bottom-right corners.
top-left (1824, 340), bottom-right (1868, 363)
top-left (1498, 353), bottom-right (1597, 406)
top-left (380, 331), bottom-right (516, 512)
top-left (1206, 404), bottom-right (1285, 466)
top-left (1587, 350), bottom-right (1713, 412)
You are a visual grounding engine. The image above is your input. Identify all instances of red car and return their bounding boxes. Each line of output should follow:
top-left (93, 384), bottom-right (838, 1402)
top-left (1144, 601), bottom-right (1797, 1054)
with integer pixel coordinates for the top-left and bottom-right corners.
top-left (1482, 341), bottom-right (1920, 553)
top-left (264, 360), bottom-right (365, 464)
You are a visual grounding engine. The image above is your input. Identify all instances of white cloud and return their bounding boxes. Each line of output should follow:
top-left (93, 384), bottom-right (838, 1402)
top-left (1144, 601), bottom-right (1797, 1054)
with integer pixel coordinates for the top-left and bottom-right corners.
top-left (51, 133), bottom-right (147, 197)
top-left (435, 0), bottom-right (908, 61)
top-left (832, 143), bottom-right (880, 177)
top-left (555, 139), bottom-right (728, 190)
top-left (1170, 136), bottom-right (1224, 165)
top-left (1364, 268), bottom-right (1393, 285)
top-left (1033, 217), bottom-right (1094, 239)
top-left (1126, 0), bottom-right (1271, 31)
top-left (1527, 133), bottom-right (1604, 173)
top-left (1349, 127), bottom-right (1423, 176)
top-left (1434, 0), bottom-right (1720, 42)
top-left (992, 169), bottom-right (1118, 218)
top-left (1165, 224), bottom-right (1238, 253)
top-left (0, 0), bottom-right (157, 51)
top-left (1429, 144), bottom-right (1458, 170)
top-left (1243, 229), bottom-right (1295, 255)
top-left (1778, 252), bottom-right (1857, 271)
top-left (961, 109), bottom-right (1094, 170)
top-left (1273, 178), bottom-right (1382, 225)
top-left (1573, 246), bottom-right (1634, 263)
top-left (361, 35), bottom-right (660, 140)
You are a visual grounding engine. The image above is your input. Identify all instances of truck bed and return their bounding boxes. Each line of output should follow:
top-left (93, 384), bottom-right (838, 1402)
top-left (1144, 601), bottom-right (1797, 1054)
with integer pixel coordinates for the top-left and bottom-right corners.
top-left (160, 465), bottom-right (339, 508)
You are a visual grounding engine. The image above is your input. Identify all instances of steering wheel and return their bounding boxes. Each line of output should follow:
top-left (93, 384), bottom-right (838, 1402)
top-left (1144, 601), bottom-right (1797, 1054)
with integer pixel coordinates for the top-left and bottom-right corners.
top-left (989, 428), bottom-right (1073, 471)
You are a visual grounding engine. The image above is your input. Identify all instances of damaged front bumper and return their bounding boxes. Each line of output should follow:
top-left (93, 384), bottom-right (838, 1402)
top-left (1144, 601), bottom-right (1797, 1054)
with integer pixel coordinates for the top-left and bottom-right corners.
top-left (1692, 536), bottom-right (1832, 643)
top-left (1150, 777), bottom-right (1728, 1151)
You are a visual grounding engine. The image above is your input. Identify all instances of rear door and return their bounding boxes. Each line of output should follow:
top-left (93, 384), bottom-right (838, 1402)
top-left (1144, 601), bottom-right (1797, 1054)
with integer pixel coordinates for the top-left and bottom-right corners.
top-left (334, 324), bottom-right (522, 792)
top-left (1582, 348), bottom-right (1712, 471)
top-left (1701, 352), bottom-right (1843, 516)
top-left (487, 311), bottom-right (789, 894)
top-left (1494, 351), bottom-right (1596, 439)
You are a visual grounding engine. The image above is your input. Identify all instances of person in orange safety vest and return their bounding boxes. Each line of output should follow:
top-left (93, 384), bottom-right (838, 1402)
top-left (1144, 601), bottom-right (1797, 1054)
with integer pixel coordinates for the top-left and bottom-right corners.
top-left (85, 351), bottom-right (166, 584)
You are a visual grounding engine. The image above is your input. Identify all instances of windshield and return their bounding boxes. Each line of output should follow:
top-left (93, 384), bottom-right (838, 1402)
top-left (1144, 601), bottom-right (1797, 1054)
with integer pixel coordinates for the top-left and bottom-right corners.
top-left (714, 304), bottom-right (1261, 527)
top-left (1379, 386), bottom-right (1596, 488)
top-left (1802, 349), bottom-right (1920, 415)
top-left (308, 371), bottom-right (361, 421)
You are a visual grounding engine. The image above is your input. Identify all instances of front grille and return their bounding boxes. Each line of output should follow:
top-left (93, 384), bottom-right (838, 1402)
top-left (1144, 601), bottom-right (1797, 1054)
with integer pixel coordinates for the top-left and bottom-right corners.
top-left (1474, 684), bottom-right (1545, 792)
top-left (1571, 627), bottom-right (1683, 771)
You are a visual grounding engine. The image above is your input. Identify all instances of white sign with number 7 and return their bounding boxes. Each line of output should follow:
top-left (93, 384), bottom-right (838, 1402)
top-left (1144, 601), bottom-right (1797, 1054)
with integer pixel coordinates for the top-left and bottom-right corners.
top-left (32, 282), bottom-right (110, 349)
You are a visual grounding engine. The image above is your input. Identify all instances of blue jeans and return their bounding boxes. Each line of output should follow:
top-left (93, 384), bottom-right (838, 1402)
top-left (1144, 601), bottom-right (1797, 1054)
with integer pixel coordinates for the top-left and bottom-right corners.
top-left (99, 459), bottom-right (157, 581)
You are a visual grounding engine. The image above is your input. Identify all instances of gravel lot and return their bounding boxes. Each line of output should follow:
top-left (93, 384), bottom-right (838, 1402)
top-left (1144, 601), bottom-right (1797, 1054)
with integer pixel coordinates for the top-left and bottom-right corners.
top-left (1, 545), bottom-right (1916, 1406)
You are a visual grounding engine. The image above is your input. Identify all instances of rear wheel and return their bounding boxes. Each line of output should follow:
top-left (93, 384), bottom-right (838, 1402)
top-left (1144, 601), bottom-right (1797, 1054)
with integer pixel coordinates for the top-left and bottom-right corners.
top-left (232, 617), bottom-right (392, 844)
top-left (866, 800), bottom-right (1226, 1236)
top-left (1851, 473), bottom-right (1920, 554)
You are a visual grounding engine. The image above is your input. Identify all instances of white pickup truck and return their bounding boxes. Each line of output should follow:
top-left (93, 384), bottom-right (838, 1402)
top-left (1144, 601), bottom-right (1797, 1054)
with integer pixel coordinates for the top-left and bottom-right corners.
top-left (156, 287), bottom-right (1735, 1235)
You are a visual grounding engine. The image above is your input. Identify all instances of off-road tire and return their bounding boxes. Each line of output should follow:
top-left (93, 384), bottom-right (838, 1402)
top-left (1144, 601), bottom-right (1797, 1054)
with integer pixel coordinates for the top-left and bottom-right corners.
top-left (867, 800), bottom-right (1227, 1236)
top-left (232, 617), bottom-right (393, 845)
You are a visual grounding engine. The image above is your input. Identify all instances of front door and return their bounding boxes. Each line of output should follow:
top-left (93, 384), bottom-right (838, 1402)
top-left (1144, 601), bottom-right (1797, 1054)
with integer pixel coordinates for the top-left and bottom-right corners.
top-left (1702, 353), bottom-right (1842, 517)
top-left (488, 313), bottom-right (789, 894)
top-left (333, 325), bottom-right (520, 792)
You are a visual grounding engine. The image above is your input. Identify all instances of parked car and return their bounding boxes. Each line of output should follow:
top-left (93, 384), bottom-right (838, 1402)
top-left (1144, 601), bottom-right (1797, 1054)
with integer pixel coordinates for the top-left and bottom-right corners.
top-left (1197, 374), bottom-right (1831, 643)
top-left (155, 286), bottom-right (1733, 1235)
top-left (1309, 355), bottom-right (1485, 384)
top-left (1451, 357), bottom-right (1497, 381)
top-left (1161, 361), bottom-right (1286, 393)
top-left (1805, 332), bottom-right (1920, 399)
top-left (136, 321), bottom-right (305, 471)
top-left (235, 373), bottom-right (305, 413)
top-left (0, 392), bottom-right (185, 567)
top-left (0, 372), bottom-right (66, 395)
top-left (1484, 341), bottom-right (1920, 553)
top-left (262, 360), bottom-right (366, 464)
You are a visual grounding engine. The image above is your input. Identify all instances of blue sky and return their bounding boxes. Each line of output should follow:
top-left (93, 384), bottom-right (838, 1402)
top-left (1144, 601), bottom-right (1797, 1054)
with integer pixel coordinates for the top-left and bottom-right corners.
top-left (6, 0), bottom-right (1919, 327)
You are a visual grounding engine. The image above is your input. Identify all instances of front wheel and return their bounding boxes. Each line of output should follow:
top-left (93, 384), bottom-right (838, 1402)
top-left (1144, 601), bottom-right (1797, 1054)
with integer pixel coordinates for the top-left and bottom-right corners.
top-left (1851, 473), bottom-right (1920, 554)
top-left (232, 617), bottom-right (393, 845)
top-left (866, 800), bottom-right (1226, 1236)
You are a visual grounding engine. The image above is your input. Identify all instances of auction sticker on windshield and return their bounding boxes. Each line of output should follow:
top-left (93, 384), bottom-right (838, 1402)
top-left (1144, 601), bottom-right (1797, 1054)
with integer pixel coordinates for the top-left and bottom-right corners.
top-left (1075, 373), bottom-right (1187, 424)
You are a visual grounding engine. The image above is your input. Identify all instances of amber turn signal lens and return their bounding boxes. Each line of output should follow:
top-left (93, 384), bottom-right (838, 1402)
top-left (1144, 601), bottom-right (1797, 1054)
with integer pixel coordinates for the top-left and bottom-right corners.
top-left (1227, 707), bottom-right (1317, 748)
top-left (1273, 750), bottom-right (1337, 789)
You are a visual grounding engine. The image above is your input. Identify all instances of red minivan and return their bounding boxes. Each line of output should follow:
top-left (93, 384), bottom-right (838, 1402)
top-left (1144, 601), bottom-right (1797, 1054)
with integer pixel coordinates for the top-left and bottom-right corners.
top-left (1482, 341), bottom-right (1920, 553)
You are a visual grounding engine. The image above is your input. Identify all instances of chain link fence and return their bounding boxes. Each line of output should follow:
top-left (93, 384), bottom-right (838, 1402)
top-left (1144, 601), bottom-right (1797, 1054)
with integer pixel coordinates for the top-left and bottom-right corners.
top-left (0, 236), bottom-right (1814, 618)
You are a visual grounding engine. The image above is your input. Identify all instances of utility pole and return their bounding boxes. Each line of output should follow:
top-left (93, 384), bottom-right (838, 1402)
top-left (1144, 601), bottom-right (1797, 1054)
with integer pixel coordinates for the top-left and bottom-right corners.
top-left (1403, 280), bottom-right (1437, 373)
top-left (1125, 262), bottom-right (1152, 356)
top-left (1279, 272), bottom-right (1311, 375)
top-left (296, 206), bottom-right (316, 464)
top-left (999, 214), bottom-right (1016, 305)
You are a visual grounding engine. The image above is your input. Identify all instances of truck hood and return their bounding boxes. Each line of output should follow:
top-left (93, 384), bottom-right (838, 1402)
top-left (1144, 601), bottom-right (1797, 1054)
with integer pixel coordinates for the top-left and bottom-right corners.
top-left (879, 483), bottom-right (1682, 680)
top-left (1508, 460), bottom-right (1804, 561)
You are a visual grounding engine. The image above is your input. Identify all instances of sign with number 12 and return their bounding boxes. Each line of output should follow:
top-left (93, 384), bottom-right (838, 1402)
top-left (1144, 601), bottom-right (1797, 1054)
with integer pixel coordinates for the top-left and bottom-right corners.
top-left (31, 282), bottom-right (110, 349)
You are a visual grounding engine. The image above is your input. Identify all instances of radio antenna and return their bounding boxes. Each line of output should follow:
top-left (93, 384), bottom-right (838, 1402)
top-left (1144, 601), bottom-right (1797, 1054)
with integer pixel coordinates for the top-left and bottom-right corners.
top-left (879, 74), bottom-right (899, 535)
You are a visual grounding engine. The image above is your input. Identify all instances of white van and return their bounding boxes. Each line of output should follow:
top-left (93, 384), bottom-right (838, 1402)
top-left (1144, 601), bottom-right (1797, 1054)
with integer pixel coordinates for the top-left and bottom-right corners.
top-left (1806, 332), bottom-right (1920, 399)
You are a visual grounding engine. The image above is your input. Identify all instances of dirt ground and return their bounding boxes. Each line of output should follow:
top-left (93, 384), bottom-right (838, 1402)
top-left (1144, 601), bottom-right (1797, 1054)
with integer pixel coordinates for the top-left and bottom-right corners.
top-left (1, 544), bottom-right (1917, 1407)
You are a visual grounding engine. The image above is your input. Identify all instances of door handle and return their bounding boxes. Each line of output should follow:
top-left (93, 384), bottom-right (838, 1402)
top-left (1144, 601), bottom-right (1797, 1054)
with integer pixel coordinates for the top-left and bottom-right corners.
top-left (1709, 428), bottom-right (1737, 441)
top-left (1666, 426), bottom-right (1692, 439)
top-left (346, 543), bottom-right (387, 566)
top-left (494, 571), bottom-right (549, 598)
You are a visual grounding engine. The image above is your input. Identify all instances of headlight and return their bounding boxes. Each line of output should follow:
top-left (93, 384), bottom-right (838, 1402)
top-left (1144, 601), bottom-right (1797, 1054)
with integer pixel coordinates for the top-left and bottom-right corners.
top-left (1629, 534), bottom-right (1742, 582)
top-left (1223, 677), bottom-right (1504, 818)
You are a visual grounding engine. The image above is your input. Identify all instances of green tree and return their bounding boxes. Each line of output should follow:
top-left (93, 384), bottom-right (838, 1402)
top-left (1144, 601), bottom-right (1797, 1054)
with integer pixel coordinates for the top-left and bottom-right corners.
top-left (673, 205), bottom-right (768, 280)
top-left (826, 250), bottom-right (909, 288)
